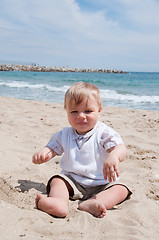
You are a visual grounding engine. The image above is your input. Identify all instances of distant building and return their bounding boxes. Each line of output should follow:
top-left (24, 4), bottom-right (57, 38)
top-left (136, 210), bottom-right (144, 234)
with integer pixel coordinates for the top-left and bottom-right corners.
top-left (0, 60), bottom-right (37, 66)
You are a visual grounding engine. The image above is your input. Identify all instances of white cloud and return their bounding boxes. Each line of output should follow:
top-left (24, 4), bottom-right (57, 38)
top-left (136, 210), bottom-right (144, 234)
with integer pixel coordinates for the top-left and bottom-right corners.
top-left (119, 0), bottom-right (159, 30)
top-left (90, 0), bottom-right (159, 30)
top-left (0, 0), bottom-right (159, 71)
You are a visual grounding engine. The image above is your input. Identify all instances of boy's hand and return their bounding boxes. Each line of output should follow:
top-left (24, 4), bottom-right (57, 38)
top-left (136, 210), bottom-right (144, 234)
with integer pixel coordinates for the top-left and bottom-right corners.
top-left (103, 144), bottom-right (127, 182)
top-left (32, 147), bottom-right (54, 164)
top-left (103, 156), bottom-right (120, 182)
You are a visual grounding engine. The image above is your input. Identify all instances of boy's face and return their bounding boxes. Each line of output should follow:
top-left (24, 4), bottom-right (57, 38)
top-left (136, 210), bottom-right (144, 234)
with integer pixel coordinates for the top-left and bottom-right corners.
top-left (66, 96), bottom-right (102, 135)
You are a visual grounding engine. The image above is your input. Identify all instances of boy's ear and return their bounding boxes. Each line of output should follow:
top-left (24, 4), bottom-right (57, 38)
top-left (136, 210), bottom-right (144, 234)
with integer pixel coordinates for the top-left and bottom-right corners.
top-left (98, 107), bottom-right (102, 113)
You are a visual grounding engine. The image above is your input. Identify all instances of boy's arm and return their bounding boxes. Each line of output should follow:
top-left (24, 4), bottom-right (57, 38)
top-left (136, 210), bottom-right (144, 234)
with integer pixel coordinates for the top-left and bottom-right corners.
top-left (103, 144), bottom-right (127, 182)
top-left (32, 146), bottom-right (57, 164)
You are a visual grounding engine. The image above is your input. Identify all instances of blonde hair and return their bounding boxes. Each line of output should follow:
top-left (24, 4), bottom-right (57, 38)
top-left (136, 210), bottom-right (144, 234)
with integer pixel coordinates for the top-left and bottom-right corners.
top-left (64, 82), bottom-right (103, 109)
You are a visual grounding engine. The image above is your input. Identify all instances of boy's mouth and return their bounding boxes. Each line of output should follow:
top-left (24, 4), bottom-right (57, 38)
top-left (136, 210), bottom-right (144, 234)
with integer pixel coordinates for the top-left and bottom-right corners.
top-left (77, 121), bottom-right (87, 125)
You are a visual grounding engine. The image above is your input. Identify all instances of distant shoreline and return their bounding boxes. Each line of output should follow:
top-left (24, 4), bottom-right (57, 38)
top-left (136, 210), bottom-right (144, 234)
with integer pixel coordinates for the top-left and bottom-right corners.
top-left (0, 64), bottom-right (127, 73)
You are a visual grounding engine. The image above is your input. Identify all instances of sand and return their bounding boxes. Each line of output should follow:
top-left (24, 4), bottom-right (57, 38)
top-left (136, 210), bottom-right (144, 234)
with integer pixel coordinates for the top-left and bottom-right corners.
top-left (0, 96), bottom-right (159, 240)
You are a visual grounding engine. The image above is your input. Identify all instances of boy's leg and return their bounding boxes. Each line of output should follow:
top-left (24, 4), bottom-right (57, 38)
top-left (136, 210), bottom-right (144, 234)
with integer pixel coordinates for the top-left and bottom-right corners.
top-left (78, 185), bottom-right (128, 218)
top-left (36, 177), bottom-right (73, 218)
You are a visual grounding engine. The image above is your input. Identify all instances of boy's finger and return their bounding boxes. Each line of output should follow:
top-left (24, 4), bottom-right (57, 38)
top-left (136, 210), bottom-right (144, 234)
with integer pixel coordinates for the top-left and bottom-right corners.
top-left (45, 154), bottom-right (50, 160)
top-left (114, 164), bottom-right (120, 178)
top-left (103, 166), bottom-right (110, 181)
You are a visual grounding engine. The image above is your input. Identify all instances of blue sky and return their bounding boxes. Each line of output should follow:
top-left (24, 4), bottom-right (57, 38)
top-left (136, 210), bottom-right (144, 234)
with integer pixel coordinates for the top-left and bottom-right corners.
top-left (0, 0), bottom-right (159, 71)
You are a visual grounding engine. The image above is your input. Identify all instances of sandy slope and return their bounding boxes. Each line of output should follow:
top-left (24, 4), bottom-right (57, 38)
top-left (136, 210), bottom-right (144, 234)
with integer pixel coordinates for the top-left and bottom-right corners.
top-left (0, 96), bottom-right (159, 240)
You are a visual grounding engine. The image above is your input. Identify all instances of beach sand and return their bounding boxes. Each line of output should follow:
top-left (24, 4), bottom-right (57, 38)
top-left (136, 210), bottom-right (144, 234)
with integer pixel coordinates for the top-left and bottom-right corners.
top-left (0, 96), bottom-right (159, 240)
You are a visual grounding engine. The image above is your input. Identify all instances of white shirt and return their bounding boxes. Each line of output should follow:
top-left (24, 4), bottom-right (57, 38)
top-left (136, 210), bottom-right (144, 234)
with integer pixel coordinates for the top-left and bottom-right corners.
top-left (47, 121), bottom-right (123, 187)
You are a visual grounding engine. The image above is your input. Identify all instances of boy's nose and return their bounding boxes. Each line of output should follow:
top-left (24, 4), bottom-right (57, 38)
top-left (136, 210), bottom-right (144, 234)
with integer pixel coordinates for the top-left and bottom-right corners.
top-left (78, 112), bottom-right (86, 119)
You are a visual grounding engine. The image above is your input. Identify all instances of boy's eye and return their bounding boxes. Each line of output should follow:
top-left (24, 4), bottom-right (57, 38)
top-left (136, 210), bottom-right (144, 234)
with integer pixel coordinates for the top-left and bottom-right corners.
top-left (85, 110), bottom-right (92, 113)
top-left (71, 111), bottom-right (78, 114)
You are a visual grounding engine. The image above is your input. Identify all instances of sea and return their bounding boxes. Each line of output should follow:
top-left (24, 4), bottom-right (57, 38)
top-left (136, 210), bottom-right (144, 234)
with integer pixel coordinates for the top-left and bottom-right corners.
top-left (0, 71), bottom-right (159, 112)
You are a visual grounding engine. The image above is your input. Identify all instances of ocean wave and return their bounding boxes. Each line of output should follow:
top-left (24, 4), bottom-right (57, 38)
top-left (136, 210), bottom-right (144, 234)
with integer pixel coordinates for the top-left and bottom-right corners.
top-left (100, 89), bottom-right (159, 104)
top-left (0, 80), bottom-right (69, 92)
top-left (0, 80), bottom-right (159, 104)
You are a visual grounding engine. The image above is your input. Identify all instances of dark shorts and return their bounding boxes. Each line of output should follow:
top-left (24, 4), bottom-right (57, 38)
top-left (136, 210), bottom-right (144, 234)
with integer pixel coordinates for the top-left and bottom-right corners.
top-left (46, 174), bottom-right (132, 201)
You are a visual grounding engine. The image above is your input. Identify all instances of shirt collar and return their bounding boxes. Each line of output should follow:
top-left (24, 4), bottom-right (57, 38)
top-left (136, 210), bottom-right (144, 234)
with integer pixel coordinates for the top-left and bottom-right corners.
top-left (72, 121), bottom-right (99, 140)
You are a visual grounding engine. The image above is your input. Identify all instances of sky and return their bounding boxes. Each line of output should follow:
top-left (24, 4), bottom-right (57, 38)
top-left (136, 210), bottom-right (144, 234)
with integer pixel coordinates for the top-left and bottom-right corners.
top-left (0, 0), bottom-right (159, 72)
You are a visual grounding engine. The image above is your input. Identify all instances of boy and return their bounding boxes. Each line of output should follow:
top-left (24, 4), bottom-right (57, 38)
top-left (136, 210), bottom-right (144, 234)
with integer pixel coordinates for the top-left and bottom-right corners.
top-left (32, 82), bottom-right (131, 218)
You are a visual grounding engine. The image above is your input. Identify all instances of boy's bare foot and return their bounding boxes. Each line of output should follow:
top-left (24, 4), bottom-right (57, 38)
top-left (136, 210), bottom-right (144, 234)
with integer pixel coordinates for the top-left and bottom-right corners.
top-left (78, 199), bottom-right (106, 218)
top-left (36, 193), bottom-right (44, 209)
top-left (35, 193), bottom-right (68, 218)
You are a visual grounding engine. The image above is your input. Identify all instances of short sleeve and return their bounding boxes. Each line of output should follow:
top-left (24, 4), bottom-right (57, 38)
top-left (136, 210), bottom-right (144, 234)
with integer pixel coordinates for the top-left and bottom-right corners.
top-left (100, 126), bottom-right (124, 151)
top-left (46, 130), bottom-right (64, 155)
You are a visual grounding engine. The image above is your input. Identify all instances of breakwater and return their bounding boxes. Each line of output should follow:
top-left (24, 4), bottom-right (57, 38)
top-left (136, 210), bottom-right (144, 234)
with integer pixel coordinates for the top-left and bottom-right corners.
top-left (0, 64), bottom-right (127, 73)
